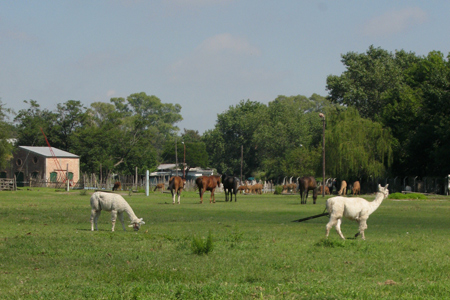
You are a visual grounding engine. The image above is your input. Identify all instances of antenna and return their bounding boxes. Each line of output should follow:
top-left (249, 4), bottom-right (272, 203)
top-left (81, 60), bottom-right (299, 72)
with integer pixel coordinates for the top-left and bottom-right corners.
top-left (40, 128), bottom-right (68, 183)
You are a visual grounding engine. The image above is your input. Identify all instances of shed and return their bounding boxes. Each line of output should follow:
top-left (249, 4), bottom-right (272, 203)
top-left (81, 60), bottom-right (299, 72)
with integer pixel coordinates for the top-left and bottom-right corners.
top-left (5, 146), bottom-right (80, 187)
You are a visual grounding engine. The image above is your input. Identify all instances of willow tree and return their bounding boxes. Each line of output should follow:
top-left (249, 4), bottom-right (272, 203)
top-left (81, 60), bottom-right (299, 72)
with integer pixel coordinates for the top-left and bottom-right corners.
top-left (326, 107), bottom-right (393, 180)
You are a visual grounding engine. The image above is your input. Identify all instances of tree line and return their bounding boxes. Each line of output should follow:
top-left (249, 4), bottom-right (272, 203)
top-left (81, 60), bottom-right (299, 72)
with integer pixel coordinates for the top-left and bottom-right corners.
top-left (1, 46), bottom-right (449, 182)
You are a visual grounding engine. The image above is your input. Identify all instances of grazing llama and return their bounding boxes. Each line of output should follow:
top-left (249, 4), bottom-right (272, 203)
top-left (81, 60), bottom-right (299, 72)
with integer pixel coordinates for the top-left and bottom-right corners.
top-left (325, 184), bottom-right (389, 240)
top-left (90, 192), bottom-right (145, 232)
top-left (338, 180), bottom-right (347, 195)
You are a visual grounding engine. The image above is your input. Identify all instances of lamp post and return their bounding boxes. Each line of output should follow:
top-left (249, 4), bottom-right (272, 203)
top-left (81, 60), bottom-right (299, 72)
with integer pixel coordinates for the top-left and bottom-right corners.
top-left (319, 113), bottom-right (326, 197)
top-left (182, 141), bottom-right (186, 178)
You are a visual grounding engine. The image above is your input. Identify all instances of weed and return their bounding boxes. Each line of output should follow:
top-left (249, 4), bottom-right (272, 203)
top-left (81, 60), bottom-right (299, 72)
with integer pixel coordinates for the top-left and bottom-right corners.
top-left (191, 231), bottom-right (214, 255)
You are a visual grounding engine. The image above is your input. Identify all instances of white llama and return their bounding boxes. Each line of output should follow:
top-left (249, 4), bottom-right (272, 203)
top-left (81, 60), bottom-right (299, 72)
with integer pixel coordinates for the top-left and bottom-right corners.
top-left (325, 184), bottom-right (389, 240)
top-left (90, 192), bottom-right (145, 232)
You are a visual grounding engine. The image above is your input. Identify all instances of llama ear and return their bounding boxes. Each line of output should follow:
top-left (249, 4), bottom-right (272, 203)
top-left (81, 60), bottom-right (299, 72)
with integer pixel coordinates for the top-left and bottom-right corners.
top-left (385, 184), bottom-right (389, 188)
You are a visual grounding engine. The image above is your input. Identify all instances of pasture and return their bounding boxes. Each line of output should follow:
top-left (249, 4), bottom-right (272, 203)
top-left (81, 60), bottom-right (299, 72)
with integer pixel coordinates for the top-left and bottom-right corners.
top-left (1, 189), bottom-right (450, 299)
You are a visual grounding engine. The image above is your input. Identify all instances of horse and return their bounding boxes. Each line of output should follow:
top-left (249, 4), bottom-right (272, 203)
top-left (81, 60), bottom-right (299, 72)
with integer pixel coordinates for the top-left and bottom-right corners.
top-left (298, 176), bottom-right (318, 204)
top-left (153, 183), bottom-right (165, 192)
top-left (168, 167), bottom-right (190, 204)
top-left (222, 174), bottom-right (238, 202)
top-left (112, 181), bottom-right (121, 191)
top-left (195, 175), bottom-right (222, 204)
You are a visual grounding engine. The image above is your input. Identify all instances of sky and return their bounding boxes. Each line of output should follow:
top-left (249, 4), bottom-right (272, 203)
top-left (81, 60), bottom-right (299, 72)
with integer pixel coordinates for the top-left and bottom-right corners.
top-left (1, 1), bottom-right (449, 134)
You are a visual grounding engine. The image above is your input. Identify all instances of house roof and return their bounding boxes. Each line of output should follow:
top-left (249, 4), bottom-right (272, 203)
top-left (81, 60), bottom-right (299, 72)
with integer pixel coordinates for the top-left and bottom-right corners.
top-left (19, 146), bottom-right (79, 158)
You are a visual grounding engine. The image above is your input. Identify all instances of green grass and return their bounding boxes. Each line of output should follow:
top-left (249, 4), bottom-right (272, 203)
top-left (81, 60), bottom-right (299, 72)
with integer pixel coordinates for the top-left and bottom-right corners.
top-left (1, 189), bottom-right (450, 299)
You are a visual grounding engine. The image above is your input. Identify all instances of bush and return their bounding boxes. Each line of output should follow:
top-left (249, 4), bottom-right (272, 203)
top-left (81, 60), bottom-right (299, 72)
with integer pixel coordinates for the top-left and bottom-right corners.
top-left (191, 231), bottom-right (214, 255)
top-left (274, 185), bottom-right (284, 195)
top-left (388, 192), bottom-right (427, 200)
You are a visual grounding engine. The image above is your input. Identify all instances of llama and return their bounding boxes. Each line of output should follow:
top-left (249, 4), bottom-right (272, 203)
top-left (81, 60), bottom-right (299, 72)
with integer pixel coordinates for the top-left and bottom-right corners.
top-left (338, 180), bottom-right (347, 195)
top-left (90, 192), bottom-right (145, 232)
top-left (325, 184), bottom-right (389, 240)
top-left (352, 181), bottom-right (361, 196)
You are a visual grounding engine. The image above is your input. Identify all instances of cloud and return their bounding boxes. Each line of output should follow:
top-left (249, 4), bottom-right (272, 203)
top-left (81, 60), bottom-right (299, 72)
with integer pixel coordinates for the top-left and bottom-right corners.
top-left (361, 7), bottom-right (428, 37)
top-left (197, 33), bottom-right (261, 56)
top-left (106, 90), bottom-right (117, 98)
top-left (163, 0), bottom-right (233, 7)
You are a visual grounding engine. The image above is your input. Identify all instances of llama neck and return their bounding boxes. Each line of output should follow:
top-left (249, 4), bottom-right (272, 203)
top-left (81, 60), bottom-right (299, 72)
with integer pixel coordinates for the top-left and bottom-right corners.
top-left (368, 191), bottom-right (386, 215)
top-left (123, 204), bottom-right (139, 222)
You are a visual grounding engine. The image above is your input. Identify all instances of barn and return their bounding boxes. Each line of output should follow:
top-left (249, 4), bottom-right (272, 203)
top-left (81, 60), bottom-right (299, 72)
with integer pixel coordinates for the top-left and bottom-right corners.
top-left (3, 146), bottom-right (80, 187)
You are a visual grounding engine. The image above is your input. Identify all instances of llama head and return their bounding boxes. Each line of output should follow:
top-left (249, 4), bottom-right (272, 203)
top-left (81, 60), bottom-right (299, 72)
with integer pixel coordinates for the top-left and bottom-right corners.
top-left (378, 184), bottom-right (389, 197)
top-left (128, 218), bottom-right (145, 231)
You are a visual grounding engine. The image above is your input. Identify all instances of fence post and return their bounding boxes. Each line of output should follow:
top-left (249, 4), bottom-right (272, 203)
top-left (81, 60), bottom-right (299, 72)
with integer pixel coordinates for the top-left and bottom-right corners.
top-left (146, 170), bottom-right (149, 196)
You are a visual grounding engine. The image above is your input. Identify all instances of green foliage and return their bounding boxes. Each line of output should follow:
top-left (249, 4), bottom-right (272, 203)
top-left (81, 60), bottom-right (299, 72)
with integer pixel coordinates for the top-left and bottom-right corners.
top-left (191, 231), bottom-right (214, 255)
top-left (0, 99), bottom-right (14, 169)
top-left (388, 192), bottom-right (427, 200)
top-left (326, 107), bottom-right (393, 179)
top-left (162, 140), bottom-right (209, 168)
top-left (273, 185), bottom-right (284, 195)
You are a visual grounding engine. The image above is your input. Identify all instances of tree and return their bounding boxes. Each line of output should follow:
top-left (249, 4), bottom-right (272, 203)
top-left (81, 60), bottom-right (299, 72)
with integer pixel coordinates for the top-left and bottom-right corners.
top-left (203, 100), bottom-right (266, 177)
top-left (0, 100), bottom-right (14, 169)
top-left (254, 95), bottom-right (333, 179)
top-left (161, 140), bottom-right (209, 169)
top-left (14, 100), bottom-right (58, 148)
top-left (325, 107), bottom-right (393, 180)
top-left (326, 46), bottom-right (420, 121)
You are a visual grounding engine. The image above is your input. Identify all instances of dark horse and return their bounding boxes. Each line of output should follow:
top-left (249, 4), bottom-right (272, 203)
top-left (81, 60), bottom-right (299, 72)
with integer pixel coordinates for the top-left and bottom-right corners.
top-left (168, 167), bottom-right (190, 204)
top-left (222, 174), bottom-right (238, 202)
top-left (112, 181), bottom-right (121, 191)
top-left (298, 176), bottom-right (318, 204)
top-left (195, 175), bottom-right (221, 204)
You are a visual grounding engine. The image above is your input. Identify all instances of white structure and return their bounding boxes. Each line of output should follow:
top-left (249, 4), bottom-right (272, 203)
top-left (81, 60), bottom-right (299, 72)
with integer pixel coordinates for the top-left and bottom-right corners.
top-left (325, 184), bottom-right (389, 240)
top-left (90, 192), bottom-right (145, 232)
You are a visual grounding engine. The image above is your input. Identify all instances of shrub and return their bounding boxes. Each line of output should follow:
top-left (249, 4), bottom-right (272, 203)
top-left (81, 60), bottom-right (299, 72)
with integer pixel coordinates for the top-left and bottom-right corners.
top-left (191, 231), bottom-right (214, 255)
top-left (388, 192), bottom-right (427, 200)
top-left (274, 185), bottom-right (284, 195)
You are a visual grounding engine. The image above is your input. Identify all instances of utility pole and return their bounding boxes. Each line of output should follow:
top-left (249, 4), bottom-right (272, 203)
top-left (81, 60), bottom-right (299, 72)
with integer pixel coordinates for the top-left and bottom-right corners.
top-left (175, 139), bottom-right (178, 176)
top-left (319, 113), bottom-right (326, 197)
top-left (182, 141), bottom-right (186, 178)
top-left (240, 145), bottom-right (243, 182)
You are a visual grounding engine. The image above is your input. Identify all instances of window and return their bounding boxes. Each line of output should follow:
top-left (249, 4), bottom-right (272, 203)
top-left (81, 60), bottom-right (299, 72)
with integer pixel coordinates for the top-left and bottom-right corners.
top-left (16, 159), bottom-right (22, 166)
top-left (32, 156), bottom-right (39, 164)
top-left (50, 172), bottom-right (57, 182)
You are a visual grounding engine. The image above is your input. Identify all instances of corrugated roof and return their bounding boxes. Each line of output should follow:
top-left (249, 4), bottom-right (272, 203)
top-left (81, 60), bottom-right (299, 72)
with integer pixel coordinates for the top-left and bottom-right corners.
top-left (19, 146), bottom-right (79, 158)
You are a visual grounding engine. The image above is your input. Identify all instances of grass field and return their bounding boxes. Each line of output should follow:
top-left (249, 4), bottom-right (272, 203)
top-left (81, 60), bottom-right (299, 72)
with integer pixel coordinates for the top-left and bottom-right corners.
top-left (1, 188), bottom-right (450, 299)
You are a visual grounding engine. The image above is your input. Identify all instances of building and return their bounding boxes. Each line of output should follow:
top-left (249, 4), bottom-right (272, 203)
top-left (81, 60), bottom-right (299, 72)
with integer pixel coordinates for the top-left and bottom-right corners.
top-left (149, 164), bottom-right (215, 183)
top-left (3, 146), bottom-right (80, 187)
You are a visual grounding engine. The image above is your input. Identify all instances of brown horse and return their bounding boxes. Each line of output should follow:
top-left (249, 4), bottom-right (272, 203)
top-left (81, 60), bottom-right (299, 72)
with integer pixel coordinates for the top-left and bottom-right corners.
top-left (195, 175), bottom-right (221, 204)
top-left (112, 181), bottom-right (121, 191)
top-left (168, 167), bottom-right (190, 204)
top-left (298, 176), bottom-right (318, 204)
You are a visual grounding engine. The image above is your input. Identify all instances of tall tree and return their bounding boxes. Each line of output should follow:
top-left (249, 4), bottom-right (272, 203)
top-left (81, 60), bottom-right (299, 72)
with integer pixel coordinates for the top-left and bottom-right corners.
top-left (0, 100), bottom-right (14, 169)
top-left (326, 107), bottom-right (393, 180)
top-left (203, 100), bottom-right (266, 176)
top-left (14, 100), bottom-right (55, 147)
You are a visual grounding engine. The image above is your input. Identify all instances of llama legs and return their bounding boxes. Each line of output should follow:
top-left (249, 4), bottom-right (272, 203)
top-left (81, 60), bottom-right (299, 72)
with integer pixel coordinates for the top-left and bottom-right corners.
top-left (335, 218), bottom-right (346, 239)
top-left (90, 209), bottom-right (101, 231)
top-left (355, 219), bottom-right (368, 240)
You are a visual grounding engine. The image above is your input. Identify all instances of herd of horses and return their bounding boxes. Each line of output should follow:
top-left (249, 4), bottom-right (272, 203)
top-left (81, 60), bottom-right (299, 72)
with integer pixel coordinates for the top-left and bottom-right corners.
top-left (113, 172), bottom-right (361, 205)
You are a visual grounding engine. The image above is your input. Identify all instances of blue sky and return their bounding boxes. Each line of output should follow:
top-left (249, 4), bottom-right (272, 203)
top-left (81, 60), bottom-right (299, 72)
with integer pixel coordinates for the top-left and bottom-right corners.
top-left (1, 1), bottom-right (448, 133)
